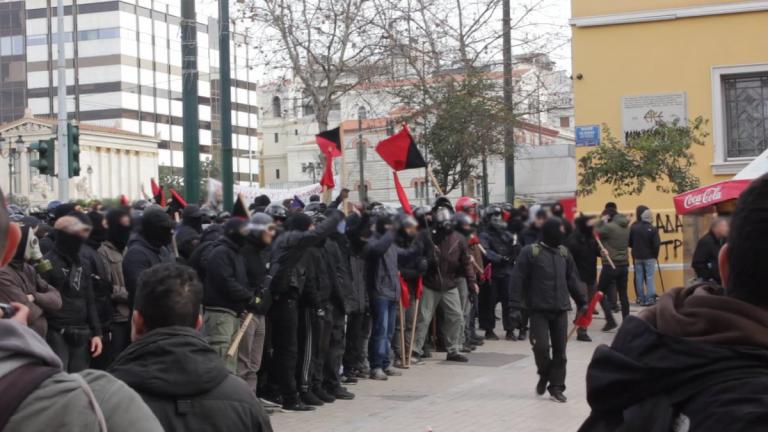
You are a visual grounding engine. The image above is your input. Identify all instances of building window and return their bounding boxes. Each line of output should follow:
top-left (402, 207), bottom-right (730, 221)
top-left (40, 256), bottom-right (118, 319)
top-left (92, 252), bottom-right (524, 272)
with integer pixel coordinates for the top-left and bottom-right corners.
top-left (274, 133), bottom-right (279, 143)
top-left (294, 129), bottom-right (298, 135)
top-left (275, 169), bottom-right (280, 179)
top-left (272, 96), bottom-right (282, 117)
top-left (559, 116), bottom-right (570, 128)
top-left (723, 74), bottom-right (768, 159)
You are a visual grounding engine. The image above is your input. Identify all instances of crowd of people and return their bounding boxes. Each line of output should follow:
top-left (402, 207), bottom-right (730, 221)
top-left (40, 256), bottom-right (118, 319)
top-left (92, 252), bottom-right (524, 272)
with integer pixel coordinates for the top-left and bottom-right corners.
top-left (2, 171), bottom-right (763, 431)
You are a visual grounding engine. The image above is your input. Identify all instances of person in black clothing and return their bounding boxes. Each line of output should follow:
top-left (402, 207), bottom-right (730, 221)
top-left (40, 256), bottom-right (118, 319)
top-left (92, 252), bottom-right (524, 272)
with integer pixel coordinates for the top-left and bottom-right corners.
top-left (39, 202), bottom-right (77, 255)
top-left (509, 218), bottom-right (587, 403)
top-left (188, 224), bottom-right (224, 282)
top-left (579, 174), bottom-right (768, 432)
top-left (479, 205), bottom-right (522, 341)
top-left (265, 210), bottom-right (343, 412)
top-left (123, 207), bottom-right (175, 307)
top-left (521, 208), bottom-right (547, 246)
top-left (550, 203), bottom-right (573, 237)
top-left (392, 213), bottom-right (427, 364)
top-left (239, 213), bottom-right (275, 397)
top-left (629, 205), bottom-right (661, 305)
top-left (109, 263), bottom-right (273, 432)
top-left (566, 215), bottom-right (600, 342)
top-left (80, 211), bottom-right (115, 369)
top-left (44, 215), bottom-right (103, 372)
top-left (692, 217), bottom-right (729, 284)
top-left (342, 212), bottom-right (372, 382)
top-left (175, 205), bottom-right (203, 262)
top-left (203, 217), bottom-right (260, 372)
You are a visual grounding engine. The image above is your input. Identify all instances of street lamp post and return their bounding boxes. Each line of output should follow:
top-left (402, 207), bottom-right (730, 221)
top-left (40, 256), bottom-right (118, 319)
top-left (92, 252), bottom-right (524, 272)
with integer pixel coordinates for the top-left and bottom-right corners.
top-left (357, 106), bottom-right (367, 203)
top-left (0, 135), bottom-right (25, 203)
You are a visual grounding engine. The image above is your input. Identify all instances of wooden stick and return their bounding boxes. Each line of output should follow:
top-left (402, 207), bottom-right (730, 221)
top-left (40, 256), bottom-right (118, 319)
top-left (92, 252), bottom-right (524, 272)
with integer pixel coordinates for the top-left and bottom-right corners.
top-left (566, 325), bottom-right (579, 342)
top-left (407, 297), bottom-right (420, 367)
top-left (227, 313), bottom-right (253, 358)
top-left (427, 166), bottom-right (445, 196)
top-left (594, 236), bottom-right (617, 270)
top-left (398, 299), bottom-right (409, 369)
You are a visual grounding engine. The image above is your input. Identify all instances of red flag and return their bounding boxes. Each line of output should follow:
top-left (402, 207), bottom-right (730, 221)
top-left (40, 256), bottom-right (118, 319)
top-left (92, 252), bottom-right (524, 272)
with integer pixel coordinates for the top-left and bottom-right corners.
top-left (399, 274), bottom-right (410, 309)
top-left (375, 125), bottom-right (426, 171)
top-left (320, 159), bottom-right (335, 189)
top-left (168, 188), bottom-right (187, 208)
top-left (119, 194), bottom-right (129, 207)
top-left (574, 291), bottom-right (604, 328)
top-left (392, 171), bottom-right (412, 214)
top-left (316, 127), bottom-right (342, 157)
top-left (150, 178), bottom-right (166, 207)
top-left (483, 263), bottom-right (493, 282)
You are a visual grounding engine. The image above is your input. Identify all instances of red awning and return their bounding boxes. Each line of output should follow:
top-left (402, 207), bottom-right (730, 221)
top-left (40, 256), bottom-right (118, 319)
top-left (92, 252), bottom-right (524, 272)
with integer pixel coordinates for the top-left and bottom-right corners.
top-left (673, 179), bottom-right (753, 215)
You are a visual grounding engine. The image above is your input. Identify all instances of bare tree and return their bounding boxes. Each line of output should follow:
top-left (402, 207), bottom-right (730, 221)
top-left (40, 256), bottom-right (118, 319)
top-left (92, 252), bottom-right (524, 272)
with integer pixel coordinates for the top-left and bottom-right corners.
top-left (239, 0), bottom-right (385, 131)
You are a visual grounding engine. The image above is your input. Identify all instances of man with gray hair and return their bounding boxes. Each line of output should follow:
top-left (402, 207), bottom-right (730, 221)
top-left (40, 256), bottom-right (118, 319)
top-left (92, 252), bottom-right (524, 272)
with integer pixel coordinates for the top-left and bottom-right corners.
top-left (692, 217), bottom-right (729, 284)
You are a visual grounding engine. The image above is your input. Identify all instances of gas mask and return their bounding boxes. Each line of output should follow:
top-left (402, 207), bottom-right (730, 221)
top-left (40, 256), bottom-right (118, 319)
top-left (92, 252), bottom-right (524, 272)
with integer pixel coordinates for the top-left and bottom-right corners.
top-left (490, 214), bottom-right (506, 231)
top-left (25, 230), bottom-right (52, 273)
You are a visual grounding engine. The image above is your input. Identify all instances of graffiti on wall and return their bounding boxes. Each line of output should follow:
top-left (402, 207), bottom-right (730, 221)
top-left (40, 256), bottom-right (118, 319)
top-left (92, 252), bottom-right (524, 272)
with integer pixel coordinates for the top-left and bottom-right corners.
top-left (655, 212), bottom-right (683, 262)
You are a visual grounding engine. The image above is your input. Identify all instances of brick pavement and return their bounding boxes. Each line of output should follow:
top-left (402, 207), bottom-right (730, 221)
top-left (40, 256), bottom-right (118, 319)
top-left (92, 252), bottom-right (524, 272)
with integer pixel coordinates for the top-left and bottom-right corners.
top-left (269, 314), bottom-right (619, 432)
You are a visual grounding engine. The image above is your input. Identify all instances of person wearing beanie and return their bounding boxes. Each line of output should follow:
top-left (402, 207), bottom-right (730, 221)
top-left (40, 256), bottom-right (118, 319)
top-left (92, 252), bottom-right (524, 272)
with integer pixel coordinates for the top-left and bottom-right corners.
top-left (629, 205), bottom-right (661, 306)
top-left (123, 207), bottom-right (175, 308)
top-left (264, 209), bottom-right (343, 412)
top-left (98, 208), bottom-right (133, 361)
top-left (250, 194), bottom-right (272, 213)
top-left (509, 218), bottom-right (587, 403)
top-left (0, 221), bottom-right (61, 337)
top-left (595, 206), bottom-right (631, 331)
top-left (42, 215), bottom-right (103, 372)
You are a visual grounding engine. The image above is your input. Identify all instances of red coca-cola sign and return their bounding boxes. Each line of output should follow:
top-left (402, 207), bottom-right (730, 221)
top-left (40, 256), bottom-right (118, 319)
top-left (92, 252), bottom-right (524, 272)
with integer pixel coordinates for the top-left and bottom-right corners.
top-left (674, 180), bottom-right (752, 215)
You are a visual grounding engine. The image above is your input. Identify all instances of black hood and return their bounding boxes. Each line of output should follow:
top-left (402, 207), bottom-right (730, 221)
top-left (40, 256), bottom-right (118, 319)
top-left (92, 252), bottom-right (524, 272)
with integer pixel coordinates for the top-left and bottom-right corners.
top-left (586, 316), bottom-right (768, 415)
top-left (109, 326), bottom-right (229, 397)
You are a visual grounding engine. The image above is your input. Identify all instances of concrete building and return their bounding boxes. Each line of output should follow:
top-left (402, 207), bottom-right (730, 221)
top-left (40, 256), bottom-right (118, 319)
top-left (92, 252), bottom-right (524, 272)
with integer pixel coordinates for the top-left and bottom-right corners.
top-left (571, 0), bottom-right (768, 287)
top-left (257, 56), bottom-right (576, 205)
top-left (0, 0), bottom-right (260, 184)
top-left (0, 111), bottom-right (159, 205)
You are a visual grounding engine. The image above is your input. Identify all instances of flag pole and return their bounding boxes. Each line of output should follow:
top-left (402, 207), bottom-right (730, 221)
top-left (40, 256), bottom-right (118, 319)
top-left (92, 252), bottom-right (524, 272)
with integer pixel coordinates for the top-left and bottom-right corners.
top-left (340, 124), bottom-right (348, 214)
top-left (427, 166), bottom-right (444, 196)
top-left (407, 294), bottom-right (420, 366)
top-left (398, 298), bottom-right (409, 369)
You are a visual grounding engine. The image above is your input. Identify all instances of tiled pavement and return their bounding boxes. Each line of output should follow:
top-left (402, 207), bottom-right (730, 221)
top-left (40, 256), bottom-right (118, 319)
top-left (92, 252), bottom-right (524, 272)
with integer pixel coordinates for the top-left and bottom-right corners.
top-left (269, 314), bottom-right (619, 432)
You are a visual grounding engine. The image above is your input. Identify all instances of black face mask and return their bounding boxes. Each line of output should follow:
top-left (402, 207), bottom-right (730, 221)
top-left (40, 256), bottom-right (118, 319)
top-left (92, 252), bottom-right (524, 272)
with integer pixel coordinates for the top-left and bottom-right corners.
top-left (507, 218), bottom-right (525, 234)
top-left (107, 223), bottom-right (132, 252)
top-left (541, 219), bottom-right (564, 248)
top-left (226, 231), bottom-right (247, 248)
top-left (144, 225), bottom-right (173, 248)
top-left (184, 217), bottom-right (203, 234)
top-left (56, 230), bottom-right (85, 257)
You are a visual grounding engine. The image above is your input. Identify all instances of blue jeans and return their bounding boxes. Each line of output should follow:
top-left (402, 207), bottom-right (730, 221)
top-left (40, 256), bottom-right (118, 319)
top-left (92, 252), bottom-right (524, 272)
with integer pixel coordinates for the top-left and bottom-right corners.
top-left (634, 259), bottom-right (656, 304)
top-left (368, 297), bottom-right (397, 370)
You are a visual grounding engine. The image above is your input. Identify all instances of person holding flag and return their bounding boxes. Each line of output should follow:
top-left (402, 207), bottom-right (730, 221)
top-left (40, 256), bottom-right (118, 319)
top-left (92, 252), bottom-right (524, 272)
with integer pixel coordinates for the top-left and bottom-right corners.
top-left (392, 212), bottom-right (427, 367)
top-left (316, 127), bottom-right (342, 191)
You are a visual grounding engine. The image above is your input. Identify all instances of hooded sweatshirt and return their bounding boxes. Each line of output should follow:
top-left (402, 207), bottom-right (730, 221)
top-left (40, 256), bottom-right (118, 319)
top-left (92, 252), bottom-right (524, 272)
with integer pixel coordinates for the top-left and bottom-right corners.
top-left (580, 284), bottom-right (768, 432)
top-left (0, 320), bottom-right (162, 432)
top-left (596, 213), bottom-right (630, 267)
top-left (109, 326), bottom-right (272, 432)
top-left (629, 206), bottom-right (661, 261)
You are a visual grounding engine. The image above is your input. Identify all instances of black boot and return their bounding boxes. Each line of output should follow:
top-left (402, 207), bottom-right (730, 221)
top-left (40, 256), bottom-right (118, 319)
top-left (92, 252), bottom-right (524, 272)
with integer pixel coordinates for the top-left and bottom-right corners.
top-left (485, 330), bottom-right (499, 341)
top-left (517, 329), bottom-right (527, 341)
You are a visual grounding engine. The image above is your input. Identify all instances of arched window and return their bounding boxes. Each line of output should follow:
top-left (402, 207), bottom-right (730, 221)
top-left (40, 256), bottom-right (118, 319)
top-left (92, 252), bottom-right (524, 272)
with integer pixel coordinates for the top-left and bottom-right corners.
top-left (272, 96), bottom-right (282, 118)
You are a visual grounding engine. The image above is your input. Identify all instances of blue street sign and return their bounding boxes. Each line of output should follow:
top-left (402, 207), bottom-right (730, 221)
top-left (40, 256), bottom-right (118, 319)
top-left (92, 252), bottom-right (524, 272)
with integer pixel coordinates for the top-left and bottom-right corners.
top-left (575, 125), bottom-right (600, 147)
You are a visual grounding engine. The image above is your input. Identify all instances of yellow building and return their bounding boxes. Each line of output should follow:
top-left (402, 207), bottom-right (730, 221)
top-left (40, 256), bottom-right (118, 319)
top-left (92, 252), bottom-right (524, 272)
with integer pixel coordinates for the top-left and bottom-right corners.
top-left (571, 0), bottom-right (768, 289)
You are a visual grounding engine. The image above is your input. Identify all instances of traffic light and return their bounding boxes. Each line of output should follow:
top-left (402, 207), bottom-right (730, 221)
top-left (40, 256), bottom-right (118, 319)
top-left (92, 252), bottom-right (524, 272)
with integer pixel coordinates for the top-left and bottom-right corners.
top-left (29, 139), bottom-right (54, 176)
top-left (67, 122), bottom-right (80, 177)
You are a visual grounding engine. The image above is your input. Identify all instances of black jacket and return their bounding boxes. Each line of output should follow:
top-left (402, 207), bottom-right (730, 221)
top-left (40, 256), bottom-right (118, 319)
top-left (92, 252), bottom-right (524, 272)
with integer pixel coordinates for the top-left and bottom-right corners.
top-left (269, 212), bottom-right (343, 299)
top-left (692, 232), bottom-right (723, 283)
top-left (520, 225), bottom-right (541, 246)
top-left (509, 243), bottom-right (586, 312)
top-left (43, 247), bottom-right (102, 336)
top-left (123, 234), bottom-right (174, 307)
top-left (566, 231), bottom-right (600, 286)
top-left (629, 221), bottom-right (661, 260)
top-left (204, 237), bottom-right (253, 314)
top-left (396, 231), bottom-right (427, 293)
top-left (81, 242), bottom-right (113, 328)
top-left (479, 225), bottom-right (521, 278)
top-left (330, 233), bottom-right (356, 314)
top-left (109, 326), bottom-right (272, 432)
top-left (579, 315), bottom-right (768, 432)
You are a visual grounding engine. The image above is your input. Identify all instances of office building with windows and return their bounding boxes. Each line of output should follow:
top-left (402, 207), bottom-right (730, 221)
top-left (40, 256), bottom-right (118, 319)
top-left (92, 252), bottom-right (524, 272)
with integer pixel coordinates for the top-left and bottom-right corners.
top-left (0, 0), bottom-right (261, 187)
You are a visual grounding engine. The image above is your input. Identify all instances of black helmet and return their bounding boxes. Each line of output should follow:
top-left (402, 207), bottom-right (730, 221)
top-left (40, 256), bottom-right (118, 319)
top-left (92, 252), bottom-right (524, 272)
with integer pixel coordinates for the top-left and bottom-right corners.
top-left (452, 212), bottom-right (474, 234)
top-left (433, 205), bottom-right (453, 230)
top-left (396, 212), bottom-right (418, 229)
top-left (264, 204), bottom-right (288, 221)
top-left (432, 196), bottom-right (453, 214)
top-left (248, 213), bottom-right (275, 235)
top-left (304, 202), bottom-right (327, 215)
top-left (483, 204), bottom-right (503, 222)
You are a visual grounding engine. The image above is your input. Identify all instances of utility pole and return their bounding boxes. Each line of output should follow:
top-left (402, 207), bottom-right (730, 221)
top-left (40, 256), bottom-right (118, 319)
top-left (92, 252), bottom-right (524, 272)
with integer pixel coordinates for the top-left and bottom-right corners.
top-left (181, 0), bottom-right (200, 203)
top-left (218, 0), bottom-right (233, 211)
top-left (56, 0), bottom-right (68, 200)
top-left (502, 0), bottom-right (516, 203)
top-left (357, 106), bottom-right (367, 203)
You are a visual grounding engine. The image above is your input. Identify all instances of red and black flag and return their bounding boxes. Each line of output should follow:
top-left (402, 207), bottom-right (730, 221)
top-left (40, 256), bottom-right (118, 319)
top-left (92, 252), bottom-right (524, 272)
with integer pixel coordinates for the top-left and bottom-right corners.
top-left (315, 127), bottom-right (342, 157)
top-left (316, 127), bottom-right (343, 190)
top-left (375, 124), bottom-right (426, 171)
top-left (375, 124), bottom-right (426, 214)
top-left (150, 178), bottom-right (166, 207)
top-left (232, 194), bottom-right (250, 219)
top-left (167, 187), bottom-right (187, 218)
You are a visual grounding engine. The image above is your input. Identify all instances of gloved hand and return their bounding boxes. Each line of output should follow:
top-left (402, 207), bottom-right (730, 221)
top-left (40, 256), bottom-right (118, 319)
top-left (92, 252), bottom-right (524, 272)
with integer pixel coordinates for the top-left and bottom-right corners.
top-left (508, 308), bottom-right (522, 328)
top-left (247, 288), bottom-right (273, 315)
top-left (416, 257), bottom-right (428, 274)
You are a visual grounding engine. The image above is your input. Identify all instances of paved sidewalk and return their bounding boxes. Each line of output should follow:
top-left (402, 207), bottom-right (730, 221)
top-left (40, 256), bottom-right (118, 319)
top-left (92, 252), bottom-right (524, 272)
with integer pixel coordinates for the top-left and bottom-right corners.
top-left (269, 316), bottom-right (618, 432)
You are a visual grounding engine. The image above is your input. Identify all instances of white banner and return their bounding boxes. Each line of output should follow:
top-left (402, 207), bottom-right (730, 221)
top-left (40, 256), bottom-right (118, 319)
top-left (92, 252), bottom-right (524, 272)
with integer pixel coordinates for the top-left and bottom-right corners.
top-left (207, 179), bottom-right (325, 206)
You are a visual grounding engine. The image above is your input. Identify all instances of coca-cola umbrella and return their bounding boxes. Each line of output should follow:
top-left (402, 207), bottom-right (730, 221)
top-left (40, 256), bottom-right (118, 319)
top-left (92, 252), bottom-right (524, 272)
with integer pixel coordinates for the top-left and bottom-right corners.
top-left (674, 148), bottom-right (768, 214)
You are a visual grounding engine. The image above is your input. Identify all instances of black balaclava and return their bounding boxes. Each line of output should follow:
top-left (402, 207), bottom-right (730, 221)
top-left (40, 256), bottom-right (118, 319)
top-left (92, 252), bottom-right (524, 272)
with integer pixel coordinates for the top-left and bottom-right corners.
top-left (182, 205), bottom-right (204, 234)
top-left (288, 213), bottom-right (313, 232)
top-left (56, 230), bottom-right (85, 258)
top-left (551, 203), bottom-right (564, 219)
top-left (87, 211), bottom-right (107, 248)
top-left (635, 205), bottom-right (649, 222)
top-left (224, 218), bottom-right (248, 247)
top-left (141, 208), bottom-right (174, 248)
top-left (574, 215), bottom-right (594, 237)
top-left (375, 215), bottom-right (392, 235)
top-left (541, 218), bottom-right (564, 248)
top-left (106, 208), bottom-right (132, 252)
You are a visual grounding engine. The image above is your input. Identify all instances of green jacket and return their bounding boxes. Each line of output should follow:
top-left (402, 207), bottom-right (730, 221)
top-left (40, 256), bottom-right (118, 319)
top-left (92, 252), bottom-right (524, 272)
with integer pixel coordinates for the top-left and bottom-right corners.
top-left (596, 214), bottom-right (630, 267)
